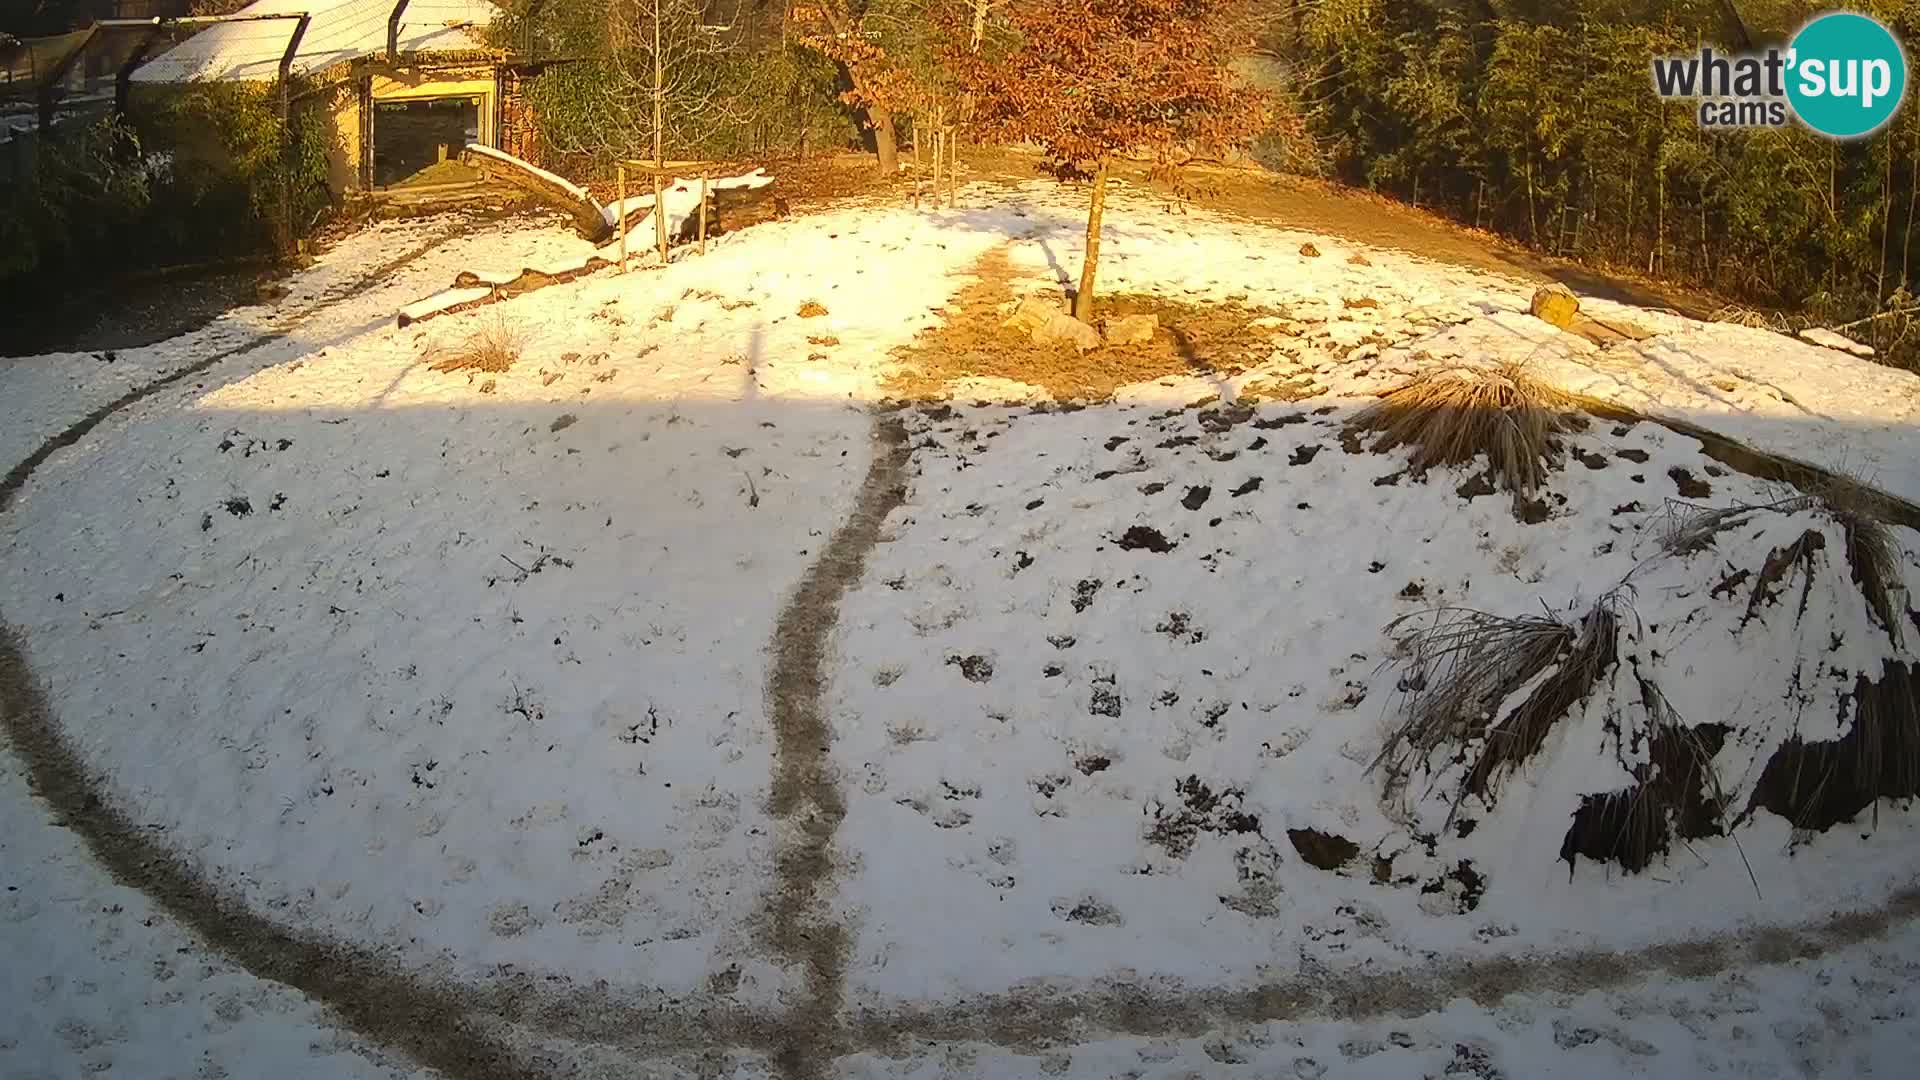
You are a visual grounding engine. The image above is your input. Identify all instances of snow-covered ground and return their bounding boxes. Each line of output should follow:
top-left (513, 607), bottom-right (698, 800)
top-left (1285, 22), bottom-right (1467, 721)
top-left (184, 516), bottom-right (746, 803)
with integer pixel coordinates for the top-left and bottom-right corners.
top-left (3, 179), bottom-right (1919, 1078)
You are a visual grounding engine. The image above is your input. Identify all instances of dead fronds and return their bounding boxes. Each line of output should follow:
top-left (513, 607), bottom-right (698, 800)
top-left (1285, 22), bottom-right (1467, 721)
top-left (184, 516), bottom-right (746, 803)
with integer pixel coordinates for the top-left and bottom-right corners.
top-left (429, 314), bottom-right (524, 374)
top-left (1461, 596), bottom-right (1624, 804)
top-left (1374, 592), bottom-right (1632, 818)
top-left (1657, 495), bottom-right (1809, 557)
top-left (1657, 477), bottom-right (1906, 642)
top-left (1561, 673), bottom-right (1738, 877)
top-left (1348, 363), bottom-right (1582, 495)
top-left (1814, 475), bottom-right (1906, 641)
top-left (1750, 660), bottom-right (1920, 831)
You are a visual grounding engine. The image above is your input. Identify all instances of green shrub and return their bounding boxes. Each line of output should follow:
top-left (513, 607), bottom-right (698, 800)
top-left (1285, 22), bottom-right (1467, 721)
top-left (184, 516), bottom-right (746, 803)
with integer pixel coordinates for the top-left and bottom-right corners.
top-left (0, 81), bottom-right (331, 300)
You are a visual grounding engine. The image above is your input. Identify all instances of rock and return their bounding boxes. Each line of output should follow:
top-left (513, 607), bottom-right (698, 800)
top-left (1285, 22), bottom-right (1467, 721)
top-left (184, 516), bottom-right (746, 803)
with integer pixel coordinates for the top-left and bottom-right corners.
top-left (1036, 312), bottom-right (1103, 352)
top-left (796, 300), bottom-right (828, 318)
top-left (1104, 313), bottom-right (1158, 346)
top-left (1299, 242), bottom-right (1322, 257)
top-left (1530, 283), bottom-right (1581, 329)
top-left (1003, 295), bottom-right (1059, 335)
top-left (1799, 326), bottom-right (1876, 357)
top-left (1347, 252), bottom-right (1372, 266)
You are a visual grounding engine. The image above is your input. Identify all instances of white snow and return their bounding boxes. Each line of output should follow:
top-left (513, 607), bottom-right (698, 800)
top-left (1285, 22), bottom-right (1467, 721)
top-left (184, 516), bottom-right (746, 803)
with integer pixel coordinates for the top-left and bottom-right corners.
top-left (132, 0), bottom-right (497, 84)
top-left (600, 168), bottom-right (776, 228)
top-left (397, 283), bottom-right (492, 323)
top-left (1, 200), bottom-right (1006, 995)
top-left (832, 391), bottom-right (1920, 1002)
top-left (4, 179), bottom-right (1919, 1076)
top-left (1802, 325), bottom-right (1877, 357)
top-left (596, 170), bottom-right (776, 260)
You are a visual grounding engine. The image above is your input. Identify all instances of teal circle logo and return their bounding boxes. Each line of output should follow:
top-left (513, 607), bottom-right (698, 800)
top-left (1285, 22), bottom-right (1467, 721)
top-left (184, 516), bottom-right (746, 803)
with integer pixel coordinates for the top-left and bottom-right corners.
top-left (1787, 12), bottom-right (1907, 138)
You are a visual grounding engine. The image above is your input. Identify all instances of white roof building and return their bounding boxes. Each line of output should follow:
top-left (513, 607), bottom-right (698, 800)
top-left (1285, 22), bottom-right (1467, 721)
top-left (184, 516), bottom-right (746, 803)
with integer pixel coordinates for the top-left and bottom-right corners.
top-left (132, 0), bottom-right (499, 84)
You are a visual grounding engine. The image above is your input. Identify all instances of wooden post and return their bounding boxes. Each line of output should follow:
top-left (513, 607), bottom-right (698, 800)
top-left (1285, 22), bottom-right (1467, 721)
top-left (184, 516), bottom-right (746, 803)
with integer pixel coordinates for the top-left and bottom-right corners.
top-left (698, 174), bottom-right (708, 255)
top-left (617, 163), bottom-right (628, 272)
top-left (931, 128), bottom-right (942, 208)
top-left (654, 171), bottom-right (668, 264)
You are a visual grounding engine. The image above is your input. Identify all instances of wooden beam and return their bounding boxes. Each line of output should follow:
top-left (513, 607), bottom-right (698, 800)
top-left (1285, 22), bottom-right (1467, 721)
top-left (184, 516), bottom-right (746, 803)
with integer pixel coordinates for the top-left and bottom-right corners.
top-left (653, 171), bottom-right (668, 263)
top-left (617, 158), bottom-right (729, 173)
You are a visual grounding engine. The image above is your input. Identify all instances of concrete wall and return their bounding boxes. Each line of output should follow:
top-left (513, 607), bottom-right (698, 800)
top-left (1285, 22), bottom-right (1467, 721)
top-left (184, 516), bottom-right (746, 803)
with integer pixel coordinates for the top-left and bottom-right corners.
top-left (321, 80), bottom-right (364, 197)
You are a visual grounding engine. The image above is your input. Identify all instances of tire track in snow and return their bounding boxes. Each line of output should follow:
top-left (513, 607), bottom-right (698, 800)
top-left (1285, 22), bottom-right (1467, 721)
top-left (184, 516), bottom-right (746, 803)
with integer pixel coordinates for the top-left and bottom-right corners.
top-left (840, 881), bottom-right (1920, 1052)
top-left (762, 414), bottom-right (913, 1080)
top-left (0, 221), bottom-right (560, 1080)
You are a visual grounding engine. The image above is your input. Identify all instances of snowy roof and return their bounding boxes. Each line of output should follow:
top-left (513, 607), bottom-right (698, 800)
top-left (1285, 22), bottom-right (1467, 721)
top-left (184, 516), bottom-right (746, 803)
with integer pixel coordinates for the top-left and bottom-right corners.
top-left (132, 0), bottom-right (498, 84)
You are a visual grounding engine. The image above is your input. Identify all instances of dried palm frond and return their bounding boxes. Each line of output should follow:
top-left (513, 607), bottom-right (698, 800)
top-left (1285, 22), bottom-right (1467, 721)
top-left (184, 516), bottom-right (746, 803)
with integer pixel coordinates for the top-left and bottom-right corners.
top-left (1373, 607), bottom-right (1574, 777)
top-left (1813, 475), bottom-right (1906, 641)
top-left (1560, 674), bottom-right (1743, 881)
top-left (1657, 476), bottom-right (1906, 641)
top-left (1462, 594), bottom-right (1626, 803)
top-left (1751, 660), bottom-right (1920, 831)
top-left (1348, 363), bottom-right (1581, 495)
top-left (1656, 495), bottom-right (1809, 556)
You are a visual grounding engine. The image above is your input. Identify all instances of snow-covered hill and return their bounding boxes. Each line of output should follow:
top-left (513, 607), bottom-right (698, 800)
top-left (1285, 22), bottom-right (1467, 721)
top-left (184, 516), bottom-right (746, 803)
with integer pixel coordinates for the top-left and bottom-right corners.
top-left (3, 180), bottom-right (1918, 1078)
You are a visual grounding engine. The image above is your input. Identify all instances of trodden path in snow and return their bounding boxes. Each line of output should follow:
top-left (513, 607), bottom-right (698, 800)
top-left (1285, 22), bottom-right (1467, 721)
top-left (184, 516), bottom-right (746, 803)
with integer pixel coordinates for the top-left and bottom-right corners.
top-left (2, 209), bottom-right (1920, 1079)
top-left (0, 223), bottom-right (475, 515)
top-left (762, 415), bottom-right (913, 1080)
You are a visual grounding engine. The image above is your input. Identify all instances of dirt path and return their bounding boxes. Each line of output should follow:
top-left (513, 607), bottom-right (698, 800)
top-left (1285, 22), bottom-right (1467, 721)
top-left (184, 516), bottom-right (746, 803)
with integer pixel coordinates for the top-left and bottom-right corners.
top-left (763, 415), bottom-right (913, 1080)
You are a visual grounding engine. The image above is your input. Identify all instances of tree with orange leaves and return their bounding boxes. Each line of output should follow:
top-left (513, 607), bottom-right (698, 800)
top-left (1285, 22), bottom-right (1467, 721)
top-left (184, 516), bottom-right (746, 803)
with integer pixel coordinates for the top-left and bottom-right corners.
top-left (952, 0), bottom-right (1268, 322)
top-left (794, 0), bottom-right (927, 176)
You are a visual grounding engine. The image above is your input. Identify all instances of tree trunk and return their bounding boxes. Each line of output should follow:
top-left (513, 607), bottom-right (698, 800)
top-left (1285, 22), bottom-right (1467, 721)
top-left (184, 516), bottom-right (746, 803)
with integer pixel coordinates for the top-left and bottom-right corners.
top-left (651, 0), bottom-right (664, 168)
top-left (1881, 138), bottom-right (1894, 301)
top-left (1905, 125), bottom-right (1917, 287)
top-left (871, 106), bottom-right (898, 176)
top-left (1073, 158), bottom-right (1111, 323)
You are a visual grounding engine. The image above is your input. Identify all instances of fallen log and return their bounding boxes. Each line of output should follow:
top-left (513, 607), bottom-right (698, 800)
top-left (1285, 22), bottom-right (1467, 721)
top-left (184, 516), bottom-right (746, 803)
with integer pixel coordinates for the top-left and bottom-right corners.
top-left (460, 145), bottom-right (610, 242)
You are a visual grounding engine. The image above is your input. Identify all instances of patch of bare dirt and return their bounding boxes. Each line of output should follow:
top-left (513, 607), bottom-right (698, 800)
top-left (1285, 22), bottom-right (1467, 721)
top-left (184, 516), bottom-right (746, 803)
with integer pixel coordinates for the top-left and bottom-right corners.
top-left (885, 246), bottom-right (1287, 401)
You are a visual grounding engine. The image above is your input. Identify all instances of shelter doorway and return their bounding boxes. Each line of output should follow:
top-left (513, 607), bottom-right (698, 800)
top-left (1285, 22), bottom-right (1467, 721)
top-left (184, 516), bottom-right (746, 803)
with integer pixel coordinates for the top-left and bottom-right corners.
top-left (372, 95), bottom-right (481, 187)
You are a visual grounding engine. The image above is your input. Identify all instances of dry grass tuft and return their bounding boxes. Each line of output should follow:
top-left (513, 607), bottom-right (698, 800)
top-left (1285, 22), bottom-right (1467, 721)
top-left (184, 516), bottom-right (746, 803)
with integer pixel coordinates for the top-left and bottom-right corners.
top-left (429, 314), bottom-right (524, 374)
top-left (1657, 497), bottom-right (1802, 556)
top-left (1710, 304), bottom-right (1791, 332)
top-left (1374, 592), bottom-right (1631, 819)
top-left (1348, 363), bottom-right (1582, 495)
